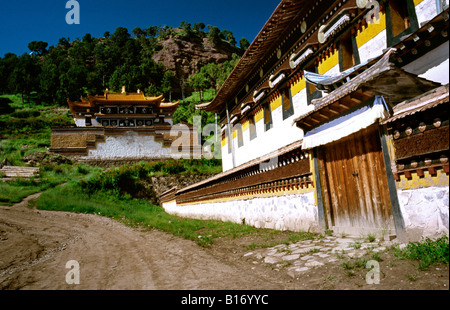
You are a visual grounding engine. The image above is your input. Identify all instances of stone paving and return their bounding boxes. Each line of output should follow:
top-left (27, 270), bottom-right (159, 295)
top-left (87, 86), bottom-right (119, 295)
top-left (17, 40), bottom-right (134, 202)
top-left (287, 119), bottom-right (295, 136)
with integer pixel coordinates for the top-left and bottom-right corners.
top-left (243, 235), bottom-right (402, 279)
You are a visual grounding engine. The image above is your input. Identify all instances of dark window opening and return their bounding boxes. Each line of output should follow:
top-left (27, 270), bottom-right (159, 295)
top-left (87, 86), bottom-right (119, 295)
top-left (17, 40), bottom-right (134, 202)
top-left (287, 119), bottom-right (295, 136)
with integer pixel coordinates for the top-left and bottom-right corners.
top-left (227, 131), bottom-right (232, 154)
top-left (389, 0), bottom-right (411, 37)
top-left (237, 125), bottom-right (244, 148)
top-left (264, 103), bottom-right (273, 131)
top-left (386, 0), bottom-right (419, 46)
top-left (249, 115), bottom-right (257, 140)
top-left (305, 65), bottom-right (322, 105)
top-left (282, 87), bottom-right (294, 120)
top-left (339, 32), bottom-right (360, 71)
top-left (85, 116), bottom-right (92, 126)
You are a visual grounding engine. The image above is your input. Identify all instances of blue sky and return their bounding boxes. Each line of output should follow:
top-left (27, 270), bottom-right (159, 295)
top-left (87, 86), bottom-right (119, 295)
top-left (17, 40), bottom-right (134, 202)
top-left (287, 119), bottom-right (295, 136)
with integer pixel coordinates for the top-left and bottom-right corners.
top-left (0, 0), bottom-right (280, 58)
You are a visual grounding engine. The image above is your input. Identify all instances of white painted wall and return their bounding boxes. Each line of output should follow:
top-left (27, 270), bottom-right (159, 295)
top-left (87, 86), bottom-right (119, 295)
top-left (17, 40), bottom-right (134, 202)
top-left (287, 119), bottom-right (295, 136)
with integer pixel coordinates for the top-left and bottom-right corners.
top-left (221, 88), bottom-right (312, 171)
top-left (402, 41), bottom-right (449, 85)
top-left (74, 117), bottom-right (101, 127)
top-left (415, 0), bottom-right (438, 26)
top-left (358, 30), bottom-right (387, 63)
top-left (81, 131), bottom-right (173, 160)
top-left (398, 186), bottom-right (449, 240)
top-left (163, 191), bottom-right (319, 232)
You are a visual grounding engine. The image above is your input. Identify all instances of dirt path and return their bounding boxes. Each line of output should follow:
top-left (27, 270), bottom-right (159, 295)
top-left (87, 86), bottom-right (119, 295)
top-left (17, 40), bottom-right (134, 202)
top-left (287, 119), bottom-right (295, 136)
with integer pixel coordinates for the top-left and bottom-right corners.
top-left (1, 193), bottom-right (448, 291)
top-left (0, 193), bottom-right (286, 290)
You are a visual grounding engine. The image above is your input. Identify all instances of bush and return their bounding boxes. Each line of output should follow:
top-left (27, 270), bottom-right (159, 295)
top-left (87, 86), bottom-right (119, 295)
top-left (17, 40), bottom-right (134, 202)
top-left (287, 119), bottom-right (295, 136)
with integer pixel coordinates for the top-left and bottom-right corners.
top-left (394, 236), bottom-right (449, 270)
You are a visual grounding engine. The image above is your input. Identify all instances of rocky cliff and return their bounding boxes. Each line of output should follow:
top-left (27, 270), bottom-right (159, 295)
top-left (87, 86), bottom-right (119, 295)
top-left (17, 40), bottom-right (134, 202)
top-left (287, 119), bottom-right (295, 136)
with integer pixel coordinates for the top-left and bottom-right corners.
top-left (152, 34), bottom-right (242, 98)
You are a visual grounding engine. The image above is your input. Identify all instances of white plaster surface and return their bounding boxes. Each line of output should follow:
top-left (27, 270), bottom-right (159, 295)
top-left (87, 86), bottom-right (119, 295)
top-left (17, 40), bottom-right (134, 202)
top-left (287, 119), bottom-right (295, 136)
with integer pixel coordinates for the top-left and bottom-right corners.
top-left (222, 89), bottom-right (309, 172)
top-left (402, 42), bottom-right (449, 85)
top-left (415, 0), bottom-right (437, 26)
top-left (82, 131), bottom-right (173, 160)
top-left (163, 191), bottom-right (319, 233)
top-left (358, 30), bottom-right (387, 64)
top-left (398, 186), bottom-right (449, 240)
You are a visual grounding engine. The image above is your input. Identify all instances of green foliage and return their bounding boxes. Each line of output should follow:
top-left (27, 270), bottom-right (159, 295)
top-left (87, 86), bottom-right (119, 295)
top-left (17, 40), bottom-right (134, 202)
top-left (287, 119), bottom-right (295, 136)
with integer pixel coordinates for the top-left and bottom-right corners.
top-left (78, 159), bottom-right (221, 199)
top-left (0, 162), bottom-right (99, 205)
top-left (0, 23), bottom-right (242, 106)
top-left (239, 37), bottom-right (250, 50)
top-left (393, 236), bottom-right (449, 270)
top-left (173, 53), bottom-right (239, 126)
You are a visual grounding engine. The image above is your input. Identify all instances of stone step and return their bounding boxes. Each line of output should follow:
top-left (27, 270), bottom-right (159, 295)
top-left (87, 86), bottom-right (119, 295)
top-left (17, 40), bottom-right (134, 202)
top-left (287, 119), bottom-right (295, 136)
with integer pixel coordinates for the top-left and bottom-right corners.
top-left (1, 166), bottom-right (39, 171)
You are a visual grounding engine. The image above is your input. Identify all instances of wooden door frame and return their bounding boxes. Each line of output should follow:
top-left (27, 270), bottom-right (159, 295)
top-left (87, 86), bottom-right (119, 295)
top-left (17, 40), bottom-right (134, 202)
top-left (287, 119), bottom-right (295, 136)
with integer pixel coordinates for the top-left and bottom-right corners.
top-left (313, 123), bottom-right (405, 236)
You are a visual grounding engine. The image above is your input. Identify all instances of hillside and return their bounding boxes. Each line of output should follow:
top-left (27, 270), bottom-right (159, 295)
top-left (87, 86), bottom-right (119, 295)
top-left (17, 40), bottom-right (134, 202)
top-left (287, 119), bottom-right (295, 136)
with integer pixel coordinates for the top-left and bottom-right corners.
top-left (0, 23), bottom-right (245, 106)
top-left (153, 33), bottom-right (242, 98)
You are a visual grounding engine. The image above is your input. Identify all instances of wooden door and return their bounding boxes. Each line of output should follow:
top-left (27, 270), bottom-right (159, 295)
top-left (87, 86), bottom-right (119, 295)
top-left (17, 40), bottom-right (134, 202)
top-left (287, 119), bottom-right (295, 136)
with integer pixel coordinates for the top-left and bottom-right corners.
top-left (318, 124), bottom-right (395, 235)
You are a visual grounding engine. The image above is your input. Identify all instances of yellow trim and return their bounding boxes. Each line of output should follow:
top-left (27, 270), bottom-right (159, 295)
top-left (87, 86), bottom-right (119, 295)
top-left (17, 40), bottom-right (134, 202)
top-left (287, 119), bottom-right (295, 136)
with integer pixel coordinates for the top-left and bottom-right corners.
top-left (162, 199), bottom-right (176, 206)
top-left (397, 169), bottom-right (449, 190)
top-left (242, 120), bottom-right (249, 132)
top-left (271, 95), bottom-right (282, 111)
top-left (290, 76), bottom-right (306, 96)
top-left (414, 0), bottom-right (425, 5)
top-left (356, 12), bottom-right (386, 48)
top-left (318, 49), bottom-right (339, 75)
top-left (221, 136), bottom-right (227, 147)
top-left (232, 129), bottom-right (237, 139)
top-left (255, 108), bottom-right (264, 123)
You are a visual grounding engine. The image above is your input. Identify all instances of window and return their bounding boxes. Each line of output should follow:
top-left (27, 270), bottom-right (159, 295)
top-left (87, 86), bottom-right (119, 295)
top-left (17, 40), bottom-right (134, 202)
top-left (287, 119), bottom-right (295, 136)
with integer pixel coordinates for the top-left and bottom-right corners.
top-left (249, 115), bottom-right (257, 140)
top-left (386, 0), bottom-right (419, 46)
top-left (339, 32), bottom-right (360, 71)
top-left (236, 124), bottom-right (244, 148)
top-left (281, 87), bottom-right (294, 120)
top-left (264, 103), bottom-right (273, 131)
top-left (85, 115), bottom-right (92, 126)
top-left (305, 65), bottom-right (322, 105)
top-left (226, 131), bottom-right (232, 154)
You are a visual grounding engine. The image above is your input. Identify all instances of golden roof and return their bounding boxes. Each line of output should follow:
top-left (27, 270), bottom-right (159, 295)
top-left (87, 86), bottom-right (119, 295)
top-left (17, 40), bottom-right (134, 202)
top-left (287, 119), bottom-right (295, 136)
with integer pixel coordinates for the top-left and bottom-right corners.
top-left (87, 93), bottom-right (164, 104)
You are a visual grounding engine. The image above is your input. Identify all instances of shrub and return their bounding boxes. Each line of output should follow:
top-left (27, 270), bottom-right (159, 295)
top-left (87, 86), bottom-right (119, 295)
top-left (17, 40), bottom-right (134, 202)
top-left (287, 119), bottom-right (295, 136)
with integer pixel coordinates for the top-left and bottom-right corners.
top-left (394, 236), bottom-right (449, 270)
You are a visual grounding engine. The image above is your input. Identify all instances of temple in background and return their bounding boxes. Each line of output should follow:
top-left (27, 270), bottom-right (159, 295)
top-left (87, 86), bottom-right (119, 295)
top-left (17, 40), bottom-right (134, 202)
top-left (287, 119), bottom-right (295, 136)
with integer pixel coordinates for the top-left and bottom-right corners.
top-left (50, 87), bottom-right (200, 161)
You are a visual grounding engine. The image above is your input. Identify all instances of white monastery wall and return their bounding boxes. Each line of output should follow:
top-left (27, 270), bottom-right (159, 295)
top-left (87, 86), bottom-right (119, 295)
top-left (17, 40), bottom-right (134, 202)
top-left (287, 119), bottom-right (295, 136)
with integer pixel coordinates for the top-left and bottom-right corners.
top-left (415, 0), bottom-right (438, 26)
top-left (81, 131), bottom-right (172, 160)
top-left (402, 41), bottom-right (449, 85)
top-left (74, 117), bottom-right (101, 127)
top-left (163, 191), bottom-right (319, 233)
top-left (398, 185), bottom-right (449, 240)
top-left (358, 30), bottom-right (387, 63)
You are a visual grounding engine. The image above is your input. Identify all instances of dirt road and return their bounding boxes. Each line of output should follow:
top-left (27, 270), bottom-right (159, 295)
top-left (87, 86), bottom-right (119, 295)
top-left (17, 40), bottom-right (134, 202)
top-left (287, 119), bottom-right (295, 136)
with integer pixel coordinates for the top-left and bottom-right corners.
top-left (0, 193), bottom-right (285, 290)
top-left (1, 193), bottom-right (448, 291)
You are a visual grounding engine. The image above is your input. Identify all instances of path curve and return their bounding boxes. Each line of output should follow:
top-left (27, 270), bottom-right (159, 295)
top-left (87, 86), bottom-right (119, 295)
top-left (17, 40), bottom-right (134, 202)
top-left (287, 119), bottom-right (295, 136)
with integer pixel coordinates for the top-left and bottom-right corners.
top-left (0, 193), bottom-right (284, 290)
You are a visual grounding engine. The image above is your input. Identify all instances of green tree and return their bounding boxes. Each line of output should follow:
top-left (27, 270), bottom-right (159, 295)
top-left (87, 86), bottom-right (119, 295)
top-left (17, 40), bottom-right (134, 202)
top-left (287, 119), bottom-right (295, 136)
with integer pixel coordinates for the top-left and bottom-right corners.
top-left (239, 38), bottom-right (250, 50)
top-left (111, 27), bottom-right (131, 47)
top-left (60, 64), bottom-right (88, 101)
top-left (187, 71), bottom-right (210, 101)
top-left (220, 30), bottom-right (236, 46)
top-left (28, 41), bottom-right (48, 55)
top-left (39, 61), bottom-right (59, 104)
top-left (132, 27), bottom-right (146, 39)
top-left (0, 53), bottom-right (18, 94)
top-left (9, 53), bottom-right (40, 103)
top-left (161, 70), bottom-right (176, 102)
top-left (207, 25), bottom-right (221, 45)
top-left (194, 22), bottom-right (206, 32)
top-left (179, 21), bottom-right (193, 38)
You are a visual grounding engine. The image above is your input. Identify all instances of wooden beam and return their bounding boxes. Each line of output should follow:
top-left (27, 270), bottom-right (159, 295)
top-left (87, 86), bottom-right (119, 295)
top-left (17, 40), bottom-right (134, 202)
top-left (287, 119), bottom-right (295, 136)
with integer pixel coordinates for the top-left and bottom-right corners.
top-left (428, 166), bottom-right (437, 176)
top-left (327, 106), bottom-right (340, 115)
top-left (310, 116), bottom-right (321, 123)
top-left (338, 101), bottom-right (350, 109)
top-left (318, 111), bottom-right (330, 120)
top-left (379, 125), bottom-right (406, 237)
